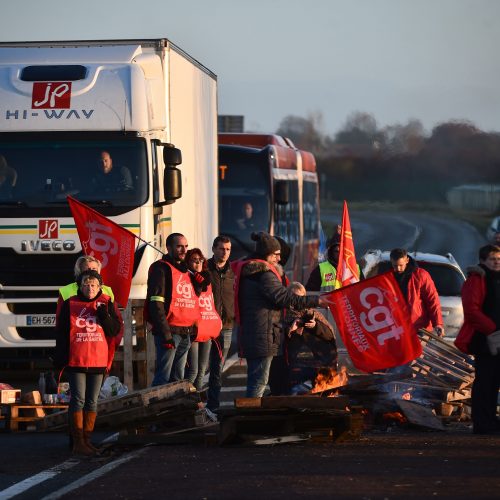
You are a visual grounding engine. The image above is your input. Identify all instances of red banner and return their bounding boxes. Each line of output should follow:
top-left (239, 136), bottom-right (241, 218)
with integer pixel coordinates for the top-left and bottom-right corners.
top-left (67, 196), bottom-right (136, 307)
top-left (336, 200), bottom-right (360, 288)
top-left (324, 272), bottom-right (422, 372)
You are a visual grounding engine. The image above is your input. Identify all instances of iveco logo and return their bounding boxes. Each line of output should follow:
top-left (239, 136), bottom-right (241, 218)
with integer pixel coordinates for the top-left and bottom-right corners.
top-left (20, 240), bottom-right (76, 252)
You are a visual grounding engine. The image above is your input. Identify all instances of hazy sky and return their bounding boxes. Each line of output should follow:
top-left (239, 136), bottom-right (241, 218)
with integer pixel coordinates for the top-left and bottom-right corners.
top-left (2, 0), bottom-right (500, 135)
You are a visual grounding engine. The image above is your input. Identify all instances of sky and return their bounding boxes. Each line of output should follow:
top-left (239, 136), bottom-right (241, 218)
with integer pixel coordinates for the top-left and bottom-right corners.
top-left (2, 0), bottom-right (500, 136)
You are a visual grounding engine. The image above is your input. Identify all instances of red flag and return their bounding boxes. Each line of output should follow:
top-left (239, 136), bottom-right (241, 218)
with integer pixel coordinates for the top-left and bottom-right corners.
top-left (324, 272), bottom-right (422, 372)
top-left (67, 196), bottom-right (136, 307)
top-left (336, 200), bottom-right (359, 288)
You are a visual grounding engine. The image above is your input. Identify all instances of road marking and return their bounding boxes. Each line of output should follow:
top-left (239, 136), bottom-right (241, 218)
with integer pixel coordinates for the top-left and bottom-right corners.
top-left (221, 386), bottom-right (246, 392)
top-left (0, 459), bottom-right (80, 500)
top-left (227, 373), bottom-right (246, 379)
top-left (40, 448), bottom-right (148, 500)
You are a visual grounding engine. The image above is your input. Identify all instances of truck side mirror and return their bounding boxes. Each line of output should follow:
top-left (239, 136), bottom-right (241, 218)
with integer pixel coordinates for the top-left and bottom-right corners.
top-left (274, 180), bottom-right (289, 205)
top-left (162, 144), bottom-right (182, 205)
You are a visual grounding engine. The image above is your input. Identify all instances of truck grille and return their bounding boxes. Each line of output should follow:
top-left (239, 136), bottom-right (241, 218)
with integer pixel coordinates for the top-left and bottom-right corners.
top-left (0, 249), bottom-right (79, 287)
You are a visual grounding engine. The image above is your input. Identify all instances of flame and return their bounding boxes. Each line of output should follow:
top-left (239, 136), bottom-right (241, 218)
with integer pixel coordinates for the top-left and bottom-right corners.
top-left (383, 412), bottom-right (407, 424)
top-left (311, 366), bottom-right (348, 394)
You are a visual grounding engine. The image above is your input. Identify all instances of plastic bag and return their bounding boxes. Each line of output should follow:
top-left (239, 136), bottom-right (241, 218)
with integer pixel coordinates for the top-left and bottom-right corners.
top-left (99, 376), bottom-right (128, 399)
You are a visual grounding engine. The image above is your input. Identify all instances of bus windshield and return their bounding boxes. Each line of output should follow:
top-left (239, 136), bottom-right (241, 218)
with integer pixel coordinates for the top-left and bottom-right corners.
top-left (218, 147), bottom-right (271, 256)
top-left (0, 133), bottom-right (148, 212)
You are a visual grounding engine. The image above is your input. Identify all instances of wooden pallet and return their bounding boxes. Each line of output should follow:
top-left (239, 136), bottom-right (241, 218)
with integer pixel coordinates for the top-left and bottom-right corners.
top-left (41, 380), bottom-right (197, 431)
top-left (1, 404), bottom-right (68, 432)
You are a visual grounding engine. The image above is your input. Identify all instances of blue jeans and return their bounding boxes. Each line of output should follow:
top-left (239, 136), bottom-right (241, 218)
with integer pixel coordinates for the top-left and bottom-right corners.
top-left (207, 329), bottom-right (233, 411)
top-left (68, 371), bottom-right (104, 413)
top-left (152, 333), bottom-right (192, 386)
top-left (246, 355), bottom-right (273, 398)
top-left (186, 340), bottom-right (211, 391)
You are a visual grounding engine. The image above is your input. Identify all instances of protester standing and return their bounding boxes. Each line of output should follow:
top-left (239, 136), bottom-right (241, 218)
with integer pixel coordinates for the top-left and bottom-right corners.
top-left (455, 244), bottom-right (500, 434)
top-left (234, 232), bottom-right (326, 397)
top-left (146, 233), bottom-right (197, 386)
top-left (389, 248), bottom-right (444, 336)
top-left (205, 236), bottom-right (235, 412)
top-left (185, 248), bottom-right (221, 390)
top-left (54, 270), bottom-right (121, 455)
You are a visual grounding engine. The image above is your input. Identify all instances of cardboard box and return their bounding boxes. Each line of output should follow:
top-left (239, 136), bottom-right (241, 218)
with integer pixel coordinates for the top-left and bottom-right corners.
top-left (0, 389), bottom-right (21, 404)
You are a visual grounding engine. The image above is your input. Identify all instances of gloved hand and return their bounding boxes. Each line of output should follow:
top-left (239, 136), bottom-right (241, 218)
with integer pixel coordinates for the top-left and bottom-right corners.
top-left (486, 330), bottom-right (500, 356)
top-left (434, 325), bottom-right (445, 337)
top-left (162, 336), bottom-right (175, 350)
top-left (193, 272), bottom-right (205, 284)
top-left (96, 304), bottom-right (110, 322)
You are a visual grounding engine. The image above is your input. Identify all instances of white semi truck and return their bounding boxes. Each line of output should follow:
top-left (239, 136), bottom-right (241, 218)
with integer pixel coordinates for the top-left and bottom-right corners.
top-left (0, 39), bottom-right (218, 356)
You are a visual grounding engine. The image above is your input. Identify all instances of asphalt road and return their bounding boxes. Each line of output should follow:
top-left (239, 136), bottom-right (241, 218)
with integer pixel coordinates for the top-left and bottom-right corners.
top-left (321, 208), bottom-right (487, 270)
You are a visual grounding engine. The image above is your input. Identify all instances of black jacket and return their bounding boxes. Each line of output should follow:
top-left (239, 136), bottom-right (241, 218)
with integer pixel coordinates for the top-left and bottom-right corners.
top-left (207, 257), bottom-right (235, 329)
top-left (238, 260), bottom-right (319, 359)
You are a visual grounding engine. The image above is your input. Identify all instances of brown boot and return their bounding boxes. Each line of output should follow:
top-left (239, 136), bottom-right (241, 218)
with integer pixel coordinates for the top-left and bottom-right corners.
top-left (83, 411), bottom-right (100, 453)
top-left (71, 410), bottom-right (94, 456)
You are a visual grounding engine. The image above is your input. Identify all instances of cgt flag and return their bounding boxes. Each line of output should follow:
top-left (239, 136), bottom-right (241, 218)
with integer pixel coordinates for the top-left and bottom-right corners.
top-left (336, 200), bottom-right (359, 288)
top-left (324, 272), bottom-right (422, 372)
top-left (67, 196), bottom-right (136, 308)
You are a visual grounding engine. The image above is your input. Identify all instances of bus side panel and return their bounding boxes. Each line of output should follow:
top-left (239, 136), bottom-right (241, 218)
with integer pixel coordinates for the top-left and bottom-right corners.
top-left (168, 49), bottom-right (218, 252)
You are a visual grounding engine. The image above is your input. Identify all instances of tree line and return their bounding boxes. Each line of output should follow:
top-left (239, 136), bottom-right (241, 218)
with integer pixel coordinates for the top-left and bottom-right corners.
top-left (276, 112), bottom-right (500, 202)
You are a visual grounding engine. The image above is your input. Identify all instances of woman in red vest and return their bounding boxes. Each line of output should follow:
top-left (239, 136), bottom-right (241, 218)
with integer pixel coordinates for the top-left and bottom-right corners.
top-left (54, 270), bottom-right (122, 456)
top-left (185, 248), bottom-right (222, 391)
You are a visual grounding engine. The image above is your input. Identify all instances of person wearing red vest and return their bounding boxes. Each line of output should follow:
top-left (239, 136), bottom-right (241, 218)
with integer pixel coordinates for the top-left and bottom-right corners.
top-left (185, 248), bottom-right (222, 391)
top-left (234, 232), bottom-right (328, 398)
top-left (54, 270), bottom-right (122, 456)
top-left (146, 233), bottom-right (199, 386)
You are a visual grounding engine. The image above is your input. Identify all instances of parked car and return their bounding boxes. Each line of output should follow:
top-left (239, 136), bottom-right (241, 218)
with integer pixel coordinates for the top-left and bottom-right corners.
top-left (361, 250), bottom-right (466, 342)
top-left (486, 215), bottom-right (500, 245)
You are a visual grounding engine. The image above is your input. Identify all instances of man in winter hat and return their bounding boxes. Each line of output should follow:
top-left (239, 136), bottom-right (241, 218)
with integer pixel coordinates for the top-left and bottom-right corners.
top-left (232, 231), bottom-right (328, 398)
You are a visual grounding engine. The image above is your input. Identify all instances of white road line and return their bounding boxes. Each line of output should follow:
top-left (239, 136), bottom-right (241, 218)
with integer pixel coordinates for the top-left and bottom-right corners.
top-left (227, 373), bottom-right (246, 379)
top-left (220, 386), bottom-right (246, 392)
top-left (40, 448), bottom-right (148, 500)
top-left (0, 459), bottom-right (80, 500)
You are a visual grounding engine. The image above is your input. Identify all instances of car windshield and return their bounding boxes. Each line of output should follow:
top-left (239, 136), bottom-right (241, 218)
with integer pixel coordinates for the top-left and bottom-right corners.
top-left (367, 260), bottom-right (465, 296)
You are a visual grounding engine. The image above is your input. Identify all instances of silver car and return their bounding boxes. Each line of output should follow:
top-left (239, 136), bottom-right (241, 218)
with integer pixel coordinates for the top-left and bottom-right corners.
top-left (361, 250), bottom-right (466, 342)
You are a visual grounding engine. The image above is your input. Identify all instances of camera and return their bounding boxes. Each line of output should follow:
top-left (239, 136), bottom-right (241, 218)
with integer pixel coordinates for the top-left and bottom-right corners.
top-left (296, 311), bottom-right (315, 327)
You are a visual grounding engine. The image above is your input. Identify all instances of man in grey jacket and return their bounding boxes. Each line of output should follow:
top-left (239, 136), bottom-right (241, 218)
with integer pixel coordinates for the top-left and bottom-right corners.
top-left (235, 232), bottom-right (327, 397)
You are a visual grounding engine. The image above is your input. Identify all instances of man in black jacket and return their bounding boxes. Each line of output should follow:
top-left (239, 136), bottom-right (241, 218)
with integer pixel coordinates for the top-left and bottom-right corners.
top-left (146, 233), bottom-right (196, 386)
top-left (204, 235), bottom-right (235, 412)
top-left (237, 232), bottom-right (327, 397)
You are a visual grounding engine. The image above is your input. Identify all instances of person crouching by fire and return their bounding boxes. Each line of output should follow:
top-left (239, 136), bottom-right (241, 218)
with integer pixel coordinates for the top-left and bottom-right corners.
top-left (54, 270), bottom-right (122, 456)
top-left (286, 282), bottom-right (338, 393)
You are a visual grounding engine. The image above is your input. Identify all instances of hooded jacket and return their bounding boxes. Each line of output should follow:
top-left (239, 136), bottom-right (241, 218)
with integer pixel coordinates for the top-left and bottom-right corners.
top-left (237, 259), bottom-right (319, 359)
top-left (393, 256), bottom-right (443, 332)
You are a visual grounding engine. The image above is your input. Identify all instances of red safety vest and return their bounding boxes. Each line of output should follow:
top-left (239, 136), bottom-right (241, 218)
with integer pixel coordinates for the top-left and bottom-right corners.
top-left (164, 261), bottom-right (199, 327)
top-left (68, 294), bottom-right (111, 368)
top-left (195, 284), bottom-right (222, 342)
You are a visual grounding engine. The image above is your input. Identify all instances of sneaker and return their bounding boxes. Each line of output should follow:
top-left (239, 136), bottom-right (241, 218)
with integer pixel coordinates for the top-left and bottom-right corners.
top-left (204, 407), bottom-right (218, 423)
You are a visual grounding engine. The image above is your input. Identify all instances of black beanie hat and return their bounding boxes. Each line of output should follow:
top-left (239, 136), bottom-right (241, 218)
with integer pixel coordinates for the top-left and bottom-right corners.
top-left (251, 231), bottom-right (281, 257)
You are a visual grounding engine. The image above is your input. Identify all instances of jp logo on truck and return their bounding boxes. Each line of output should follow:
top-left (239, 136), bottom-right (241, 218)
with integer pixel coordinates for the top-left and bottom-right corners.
top-left (32, 82), bottom-right (72, 109)
top-left (39, 219), bottom-right (58, 239)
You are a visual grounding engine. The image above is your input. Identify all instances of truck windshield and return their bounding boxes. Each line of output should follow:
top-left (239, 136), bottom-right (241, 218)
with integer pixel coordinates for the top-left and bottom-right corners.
top-left (0, 134), bottom-right (148, 210)
top-left (218, 146), bottom-right (271, 257)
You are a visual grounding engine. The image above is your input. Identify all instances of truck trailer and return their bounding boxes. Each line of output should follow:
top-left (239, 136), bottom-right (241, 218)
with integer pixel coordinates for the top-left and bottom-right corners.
top-left (0, 39), bottom-right (218, 355)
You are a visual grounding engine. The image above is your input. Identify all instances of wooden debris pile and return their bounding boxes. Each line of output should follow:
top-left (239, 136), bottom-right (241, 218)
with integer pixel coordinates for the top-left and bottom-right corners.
top-left (41, 381), bottom-right (210, 436)
top-left (338, 329), bottom-right (475, 430)
top-left (217, 395), bottom-right (363, 445)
